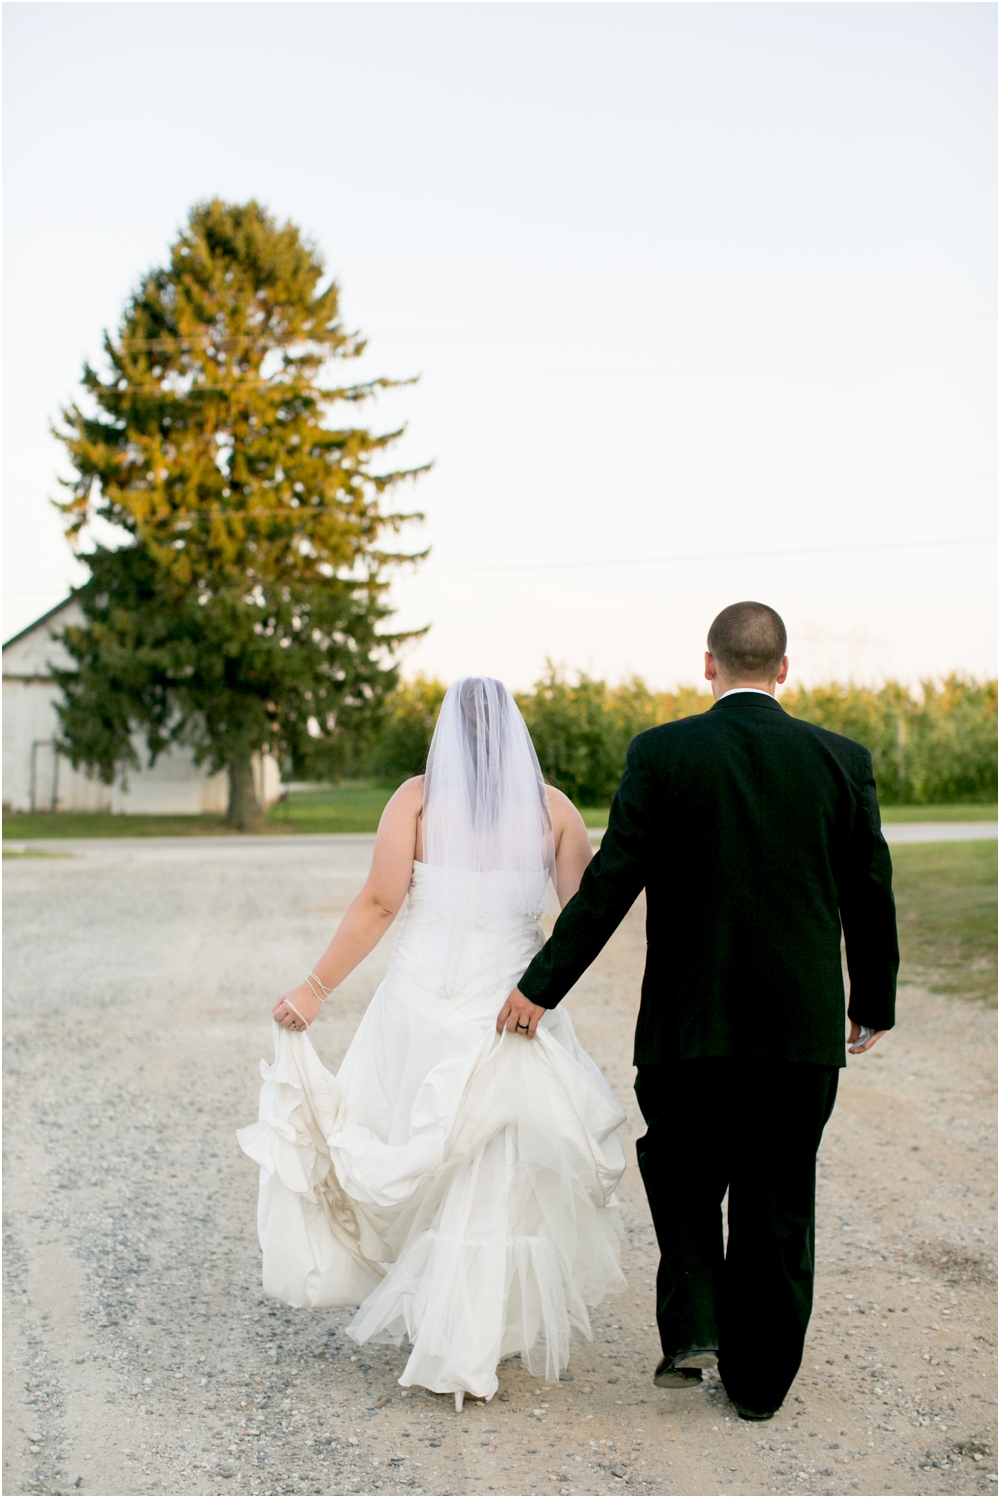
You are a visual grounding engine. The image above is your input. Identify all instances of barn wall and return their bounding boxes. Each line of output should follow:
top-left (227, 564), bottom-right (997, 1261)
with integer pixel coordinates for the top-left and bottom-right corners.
top-left (2, 675), bottom-right (238, 814)
top-left (108, 743), bottom-right (231, 815)
top-left (4, 601), bottom-right (279, 816)
top-left (2, 677), bottom-right (112, 812)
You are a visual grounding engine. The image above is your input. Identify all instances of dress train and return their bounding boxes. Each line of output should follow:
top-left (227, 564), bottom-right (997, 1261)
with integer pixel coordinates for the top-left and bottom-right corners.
top-left (238, 1007), bottom-right (626, 1400)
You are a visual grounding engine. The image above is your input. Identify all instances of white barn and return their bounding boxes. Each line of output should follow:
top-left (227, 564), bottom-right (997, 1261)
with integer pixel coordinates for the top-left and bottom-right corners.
top-left (3, 599), bottom-right (279, 815)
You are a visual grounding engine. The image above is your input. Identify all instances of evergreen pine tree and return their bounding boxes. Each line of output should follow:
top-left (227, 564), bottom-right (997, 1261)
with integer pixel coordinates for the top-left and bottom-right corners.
top-left (53, 199), bottom-right (426, 828)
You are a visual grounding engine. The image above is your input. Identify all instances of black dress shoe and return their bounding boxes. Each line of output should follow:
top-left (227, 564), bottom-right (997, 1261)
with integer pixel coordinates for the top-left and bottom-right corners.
top-left (729, 1399), bottom-right (777, 1422)
top-left (672, 1347), bottom-right (719, 1371)
top-left (654, 1357), bottom-right (704, 1389)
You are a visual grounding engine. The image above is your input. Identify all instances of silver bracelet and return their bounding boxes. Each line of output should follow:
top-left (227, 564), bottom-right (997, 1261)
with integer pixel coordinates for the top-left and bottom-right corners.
top-left (305, 971), bottom-right (335, 1002)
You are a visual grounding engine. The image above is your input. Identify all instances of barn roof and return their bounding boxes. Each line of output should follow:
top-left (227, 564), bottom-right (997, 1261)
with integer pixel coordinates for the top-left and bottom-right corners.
top-left (2, 596), bottom-right (75, 652)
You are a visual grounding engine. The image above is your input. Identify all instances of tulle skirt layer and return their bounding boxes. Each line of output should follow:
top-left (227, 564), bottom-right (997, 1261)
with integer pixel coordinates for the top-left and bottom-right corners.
top-left (238, 984), bottom-right (627, 1399)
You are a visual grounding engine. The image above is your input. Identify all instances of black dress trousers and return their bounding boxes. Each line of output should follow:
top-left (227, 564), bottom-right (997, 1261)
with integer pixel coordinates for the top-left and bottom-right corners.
top-left (634, 1058), bottom-right (839, 1415)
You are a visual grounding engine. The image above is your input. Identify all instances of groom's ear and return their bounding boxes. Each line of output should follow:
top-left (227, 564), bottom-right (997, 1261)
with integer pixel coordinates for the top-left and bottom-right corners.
top-left (775, 656), bottom-right (789, 686)
top-left (704, 651), bottom-right (718, 683)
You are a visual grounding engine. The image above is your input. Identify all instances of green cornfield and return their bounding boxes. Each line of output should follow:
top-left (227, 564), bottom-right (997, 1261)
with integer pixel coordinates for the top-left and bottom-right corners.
top-left (367, 666), bottom-right (997, 809)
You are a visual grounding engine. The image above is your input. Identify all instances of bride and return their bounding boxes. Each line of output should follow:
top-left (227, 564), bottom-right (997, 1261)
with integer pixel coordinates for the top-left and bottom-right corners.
top-left (238, 677), bottom-right (627, 1410)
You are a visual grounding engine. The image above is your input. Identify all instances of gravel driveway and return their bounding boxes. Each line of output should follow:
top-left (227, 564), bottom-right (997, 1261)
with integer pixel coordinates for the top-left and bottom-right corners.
top-left (3, 835), bottom-right (996, 1497)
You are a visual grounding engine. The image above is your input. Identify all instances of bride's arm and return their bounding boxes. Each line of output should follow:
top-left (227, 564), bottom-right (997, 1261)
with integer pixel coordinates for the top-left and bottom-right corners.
top-left (272, 777), bottom-right (423, 1030)
top-left (548, 787), bottom-right (595, 909)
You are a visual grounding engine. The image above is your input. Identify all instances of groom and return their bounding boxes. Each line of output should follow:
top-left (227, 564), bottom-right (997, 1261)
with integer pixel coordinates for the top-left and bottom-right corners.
top-left (498, 601), bottom-right (899, 1421)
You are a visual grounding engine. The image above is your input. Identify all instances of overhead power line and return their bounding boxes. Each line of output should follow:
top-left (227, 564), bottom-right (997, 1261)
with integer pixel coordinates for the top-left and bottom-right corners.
top-left (5, 536), bottom-right (994, 601)
top-left (80, 378), bottom-right (374, 397)
top-left (419, 535), bottom-right (997, 579)
top-left (117, 335), bottom-right (333, 351)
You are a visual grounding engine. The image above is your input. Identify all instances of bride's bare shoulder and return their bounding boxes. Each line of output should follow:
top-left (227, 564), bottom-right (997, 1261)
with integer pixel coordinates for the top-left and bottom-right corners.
top-left (374, 777), bottom-right (424, 845)
top-left (389, 776), bottom-right (425, 811)
top-left (545, 784), bottom-right (585, 828)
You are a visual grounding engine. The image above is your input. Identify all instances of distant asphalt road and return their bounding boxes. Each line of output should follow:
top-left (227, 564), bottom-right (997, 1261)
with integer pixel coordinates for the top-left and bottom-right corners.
top-left (881, 821), bottom-right (998, 843)
top-left (583, 821), bottom-right (999, 847)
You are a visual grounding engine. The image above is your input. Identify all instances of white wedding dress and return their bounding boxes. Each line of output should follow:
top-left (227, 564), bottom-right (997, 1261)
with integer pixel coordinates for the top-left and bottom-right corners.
top-left (238, 679), bottom-right (627, 1402)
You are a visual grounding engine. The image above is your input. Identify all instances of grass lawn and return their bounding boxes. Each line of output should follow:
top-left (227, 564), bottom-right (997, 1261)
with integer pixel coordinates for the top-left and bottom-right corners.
top-left (2, 846), bottom-right (71, 858)
top-left (0, 780), bottom-right (403, 840)
top-left (891, 840), bottom-right (998, 1003)
top-left (879, 803), bottom-right (997, 823)
top-left (2, 811), bottom-right (235, 839)
top-left (267, 780), bottom-right (400, 834)
top-left (578, 807), bottom-right (613, 831)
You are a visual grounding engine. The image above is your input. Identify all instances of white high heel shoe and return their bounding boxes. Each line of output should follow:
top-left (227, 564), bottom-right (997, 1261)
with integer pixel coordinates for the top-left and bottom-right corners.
top-left (454, 1391), bottom-right (464, 1413)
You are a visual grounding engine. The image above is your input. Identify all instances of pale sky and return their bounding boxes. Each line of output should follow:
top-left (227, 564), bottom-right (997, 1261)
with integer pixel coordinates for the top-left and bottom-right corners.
top-left (4, 2), bottom-right (996, 692)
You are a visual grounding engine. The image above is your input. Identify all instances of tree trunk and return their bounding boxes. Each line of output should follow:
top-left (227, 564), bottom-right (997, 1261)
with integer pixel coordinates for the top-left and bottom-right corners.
top-left (227, 756), bottom-right (266, 832)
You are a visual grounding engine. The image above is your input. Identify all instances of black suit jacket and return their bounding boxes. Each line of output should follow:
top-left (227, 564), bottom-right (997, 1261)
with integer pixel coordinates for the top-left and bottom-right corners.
top-left (520, 692), bottom-right (899, 1068)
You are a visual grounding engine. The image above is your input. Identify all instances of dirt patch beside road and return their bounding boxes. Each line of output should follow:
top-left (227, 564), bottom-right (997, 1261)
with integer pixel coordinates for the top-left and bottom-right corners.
top-left (3, 837), bottom-right (996, 1497)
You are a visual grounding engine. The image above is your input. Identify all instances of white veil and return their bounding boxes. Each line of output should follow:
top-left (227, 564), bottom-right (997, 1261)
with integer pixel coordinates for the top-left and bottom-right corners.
top-left (422, 677), bottom-right (554, 915)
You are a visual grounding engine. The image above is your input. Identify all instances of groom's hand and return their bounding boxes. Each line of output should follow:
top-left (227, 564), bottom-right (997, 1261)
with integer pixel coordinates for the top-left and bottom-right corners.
top-left (847, 1021), bottom-right (888, 1055)
top-left (497, 987), bottom-right (547, 1039)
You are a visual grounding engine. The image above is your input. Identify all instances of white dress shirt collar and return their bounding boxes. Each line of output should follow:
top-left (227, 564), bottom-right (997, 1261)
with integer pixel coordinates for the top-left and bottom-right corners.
top-left (717, 687), bottom-right (776, 702)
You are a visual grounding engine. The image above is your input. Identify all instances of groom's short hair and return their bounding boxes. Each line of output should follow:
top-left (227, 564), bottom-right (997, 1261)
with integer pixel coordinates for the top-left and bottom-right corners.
top-left (708, 602), bottom-right (787, 680)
